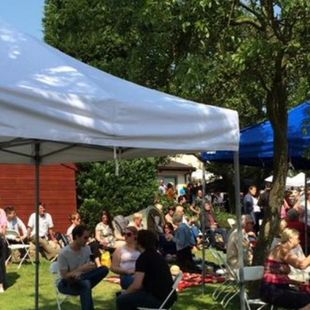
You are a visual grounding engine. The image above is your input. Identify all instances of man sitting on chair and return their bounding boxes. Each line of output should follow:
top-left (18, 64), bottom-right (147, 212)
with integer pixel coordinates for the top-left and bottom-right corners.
top-left (5, 206), bottom-right (27, 240)
top-left (58, 225), bottom-right (108, 310)
top-left (116, 230), bottom-right (177, 310)
top-left (27, 202), bottom-right (59, 260)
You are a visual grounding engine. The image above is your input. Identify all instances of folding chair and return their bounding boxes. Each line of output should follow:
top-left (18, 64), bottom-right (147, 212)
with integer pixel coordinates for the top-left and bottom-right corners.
top-left (138, 272), bottom-right (183, 310)
top-left (209, 248), bottom-right (240, 308)
top-left (50, 261), bottom-right (76, 310)
top-left (243, 266), bottom-right (274, 310)
top-left (5, 229), bottom-right (33, 269)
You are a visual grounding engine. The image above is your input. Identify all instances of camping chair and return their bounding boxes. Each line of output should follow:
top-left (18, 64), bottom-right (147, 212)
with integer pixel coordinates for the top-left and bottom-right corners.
top-left (209, 248), bottom-right (240, 308)
top-left (243, 266), bottom-right (274, 310)
top-left (138, 272), bottom-right (183, 310)
top-left (50, 261), bottom-right (77, 310)
top-left (5, 229), bottom-right (33, 269)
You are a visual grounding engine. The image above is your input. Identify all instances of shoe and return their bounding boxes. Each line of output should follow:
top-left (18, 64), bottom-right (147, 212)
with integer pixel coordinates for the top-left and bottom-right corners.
top-left (0, 285), bottom-right (4, 293)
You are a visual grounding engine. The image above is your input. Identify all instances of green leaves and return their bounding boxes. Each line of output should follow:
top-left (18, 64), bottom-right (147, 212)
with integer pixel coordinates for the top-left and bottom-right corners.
top-left (76, 158), bottom-right (164, 230)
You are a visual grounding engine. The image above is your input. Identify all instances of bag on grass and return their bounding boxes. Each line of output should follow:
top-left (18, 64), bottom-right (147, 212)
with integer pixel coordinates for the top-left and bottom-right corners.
top-left (101, 251), bottom-right (111, 268)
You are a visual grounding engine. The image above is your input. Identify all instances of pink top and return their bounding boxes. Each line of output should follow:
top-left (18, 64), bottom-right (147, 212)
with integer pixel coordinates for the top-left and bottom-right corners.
top-left (0, 208), bottom-right (8, 234)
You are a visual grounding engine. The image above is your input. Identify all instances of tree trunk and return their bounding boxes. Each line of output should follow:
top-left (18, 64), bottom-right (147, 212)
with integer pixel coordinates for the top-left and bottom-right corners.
top-left (253, 119), bottom-right (288, 264)
top-left (252, 53), bottom-right (288, 266)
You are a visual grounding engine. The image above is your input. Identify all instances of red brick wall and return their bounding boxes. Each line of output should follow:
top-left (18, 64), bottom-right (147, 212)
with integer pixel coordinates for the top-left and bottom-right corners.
top-left (0, 164), bottom-right (77, 233)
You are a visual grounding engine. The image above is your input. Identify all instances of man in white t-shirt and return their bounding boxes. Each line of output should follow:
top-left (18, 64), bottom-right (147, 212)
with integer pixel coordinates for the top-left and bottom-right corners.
top-left (58, 225), bottom-right (108, 310)
top-left (27, 203), bottom-right (59, 260)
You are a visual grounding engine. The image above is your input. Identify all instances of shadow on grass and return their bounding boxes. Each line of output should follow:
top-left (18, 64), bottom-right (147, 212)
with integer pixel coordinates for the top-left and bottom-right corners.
top-left (175, 284), bottom-right (240, 310)
top-left (38, 292), bottom-right (118, 310)
top-left (6, 271), bottom-right (20, 289)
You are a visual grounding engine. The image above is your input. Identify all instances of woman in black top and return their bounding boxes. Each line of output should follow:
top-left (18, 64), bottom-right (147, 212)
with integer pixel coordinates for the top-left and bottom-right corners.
top-left (116, 230), bottom-right (177, 310)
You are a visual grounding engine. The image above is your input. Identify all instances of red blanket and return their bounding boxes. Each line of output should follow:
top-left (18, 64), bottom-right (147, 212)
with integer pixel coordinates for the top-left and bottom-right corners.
top-left (104, 273), bottom-right (225, 291)
top-left (178, 273), bottom-right (225, 291)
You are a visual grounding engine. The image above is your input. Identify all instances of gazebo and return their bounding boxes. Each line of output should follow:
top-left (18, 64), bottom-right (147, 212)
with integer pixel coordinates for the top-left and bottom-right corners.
top-left (0, 20), bottom-right (242, 309)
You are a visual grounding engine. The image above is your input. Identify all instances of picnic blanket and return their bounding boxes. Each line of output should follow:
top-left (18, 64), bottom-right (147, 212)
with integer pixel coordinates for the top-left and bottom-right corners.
top-left (104, 273), bottom-right (225, 291)
top-left (178, 272), bottom-right (225, 291)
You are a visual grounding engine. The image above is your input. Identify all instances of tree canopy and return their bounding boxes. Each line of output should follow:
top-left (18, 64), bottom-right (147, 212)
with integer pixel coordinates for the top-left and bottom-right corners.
top-left (44, 0), bottom-right (310, 260)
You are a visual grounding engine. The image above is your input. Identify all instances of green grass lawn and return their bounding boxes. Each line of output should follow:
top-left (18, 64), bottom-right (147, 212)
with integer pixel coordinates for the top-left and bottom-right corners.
top-left (0, 260), bottom-right (241, 310)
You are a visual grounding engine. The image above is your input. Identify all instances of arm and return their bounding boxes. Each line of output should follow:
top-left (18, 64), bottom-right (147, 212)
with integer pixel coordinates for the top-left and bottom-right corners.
top-left (285, 252), bottom-right (310, 270)
top-left (47, 215), bottom-right (56, 241)
top-left (27, 215), bottom-right (33, 238)
top-left (95, 228), bottom-right (104, 244)
top-left (124, 271), bottom-right (144, 294)
top-left (60, 262), bottom-right (96, 280)
top-left (18, 218), bottom-right (28, 240)
top-left (0, 209), bottom-right (7, 235)
top-left (189, 204), bottom-right (200, 215)
top-left (48, 227), bottom-right (57, 241)
top-left (244, 196), bottom-right (253, 213)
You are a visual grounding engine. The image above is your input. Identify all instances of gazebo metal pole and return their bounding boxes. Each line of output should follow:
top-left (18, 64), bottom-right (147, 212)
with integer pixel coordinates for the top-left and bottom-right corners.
top-left (233, 151), bottom-right (245, 310)
top-left (34, 142), bottom-right (41, 310)
top-left (201, 161), bottom-right (206, 294)
top-left (305, 172), bottom-right (308, 255)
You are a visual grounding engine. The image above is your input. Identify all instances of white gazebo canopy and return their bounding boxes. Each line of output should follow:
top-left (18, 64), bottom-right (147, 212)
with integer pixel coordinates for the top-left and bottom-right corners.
top-left (0, 20), bottom-right (239, 164)
top-left (0, 20), bottom-right (240, 310)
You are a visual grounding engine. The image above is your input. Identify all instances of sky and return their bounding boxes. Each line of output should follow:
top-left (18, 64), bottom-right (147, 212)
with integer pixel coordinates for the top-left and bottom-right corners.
top-left (0, 0), bottom-right (44, 39)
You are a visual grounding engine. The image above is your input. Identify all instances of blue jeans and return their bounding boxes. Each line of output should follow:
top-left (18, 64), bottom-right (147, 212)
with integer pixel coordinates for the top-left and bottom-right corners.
top-left (116, 290), bottom-right (162, 310)
top-left (58, 266), bottom-right (108, 310)
top-left (120, 274), bottom-right (134, 289)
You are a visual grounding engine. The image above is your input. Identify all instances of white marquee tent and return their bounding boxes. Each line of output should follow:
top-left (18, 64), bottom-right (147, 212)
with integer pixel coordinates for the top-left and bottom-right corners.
top-left (265, 172), bottom-right (309, 187)
top-left (0, 20), bottom-right (241, 309)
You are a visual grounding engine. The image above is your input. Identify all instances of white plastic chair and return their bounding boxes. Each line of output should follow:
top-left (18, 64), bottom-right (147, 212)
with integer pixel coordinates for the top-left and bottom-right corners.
top-left (5, 229), bottom-right (33, 269)
top-left (50, 261), bottom-right (78, 310)
top-left (209, 248), bottom-right (240, 308)
top-left (138, 272), bottom-right (183, 310)
top-left (243, 266), bottom-right (273, 310)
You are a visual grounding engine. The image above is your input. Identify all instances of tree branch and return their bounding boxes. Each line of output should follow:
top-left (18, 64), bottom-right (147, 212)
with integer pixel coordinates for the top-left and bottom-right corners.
top-left (230, 18), bottom-right (263, 31)
top-left (238, 0), bottom-right (262, 20)
top-left (263, 0), bottom-right (285, 43)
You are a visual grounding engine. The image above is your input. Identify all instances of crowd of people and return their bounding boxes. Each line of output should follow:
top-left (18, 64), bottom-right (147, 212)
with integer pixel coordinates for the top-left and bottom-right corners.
top-left (0, 178), bottom-right (310, 309)
top-left (227, 182), bottom-right (310, 310)
top-left (0, 188), bottom-right (203, 309)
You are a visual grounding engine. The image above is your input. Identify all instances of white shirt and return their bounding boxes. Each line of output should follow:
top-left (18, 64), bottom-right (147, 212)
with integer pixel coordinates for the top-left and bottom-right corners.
top-left (253, 197), bottom-right (261, 213)
top-left (8, 216), bottom-right (27, 236)
top-left (28, 212), bottom-right (54, 237)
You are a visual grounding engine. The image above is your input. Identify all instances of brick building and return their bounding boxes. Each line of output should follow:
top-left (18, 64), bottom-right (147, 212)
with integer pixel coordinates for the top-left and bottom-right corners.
top-left (0, 164), bottom-right (77, 233)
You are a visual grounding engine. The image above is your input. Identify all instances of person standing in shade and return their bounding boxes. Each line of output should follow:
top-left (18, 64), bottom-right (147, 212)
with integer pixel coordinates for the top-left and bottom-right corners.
top-left (57, 225), bottom-right (108, 310)
top-left (243, 185), bottom-right (257, 224)
top-left (116, 230), bottom-right (177, 310)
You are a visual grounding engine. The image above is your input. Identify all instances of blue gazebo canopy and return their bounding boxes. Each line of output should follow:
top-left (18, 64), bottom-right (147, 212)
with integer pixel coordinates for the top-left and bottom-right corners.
top-left (202, 102), bottom-right (310, 169)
